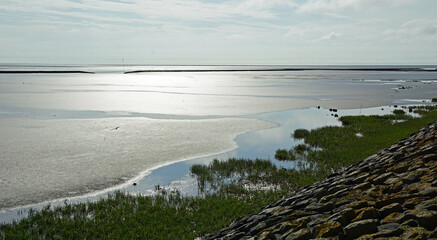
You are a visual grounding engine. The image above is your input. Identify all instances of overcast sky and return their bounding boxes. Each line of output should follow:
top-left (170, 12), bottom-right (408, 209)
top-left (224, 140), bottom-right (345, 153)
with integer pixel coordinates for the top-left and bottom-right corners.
top-left (1, 0), bottom-right (436, 65)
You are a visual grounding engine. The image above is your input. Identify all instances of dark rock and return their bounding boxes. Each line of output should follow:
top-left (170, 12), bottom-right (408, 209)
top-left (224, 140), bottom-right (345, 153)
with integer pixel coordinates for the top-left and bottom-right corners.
top-left (419, 187), bottom-right (437, 198)
top-left (375, 196), bottom-right (408, 209)
top-left (257, 231), bottom-right (273, 240)
top-left (282, 228), bottom-right (312, 240)
top-left (400, 219), bottom-right (419, 227)
top-left (293, 216), bottom-right (311, 230)
top-left (372, 172), bottom-right (395, 184)
top-left (376, 223), bottom-right (403, 237)
top-left (428, 228), bottom-right (437, 238)
top-left (388, 161), bottom-right (410, 173)
top-left (305, 201), bottom-right (334, 213)
top-left (306, 214), bottom-right (330, 228)
top-left (225, 231), bottom-right (246, 240)
top-left (403, 197), bottom-right (426, 209)
top-left (344, 219), bottom-right (379, 239)
top-left (414, 210), bottom-right (437, 230)
top-left (353, 182), bottom-right (372, 190)
top-left (377, 223), bottom-right (400, 232)
top-left (327, 213), bottom-right (347, 226)
top-left (348, 200), bottom-right (369, 210)
top-left (275, 222), bottom-right (294, 235)
top-left (401, 227), bottom-right (432, 239)
top-left (416, 198), bottom-right (437, 211)
top-left (422, 153), bottom-right (437, 163)
top-left (314, 221), bottom-right (343, 238)
top-left (379, 203), bottom-right (403, 217)
top-left (353, 207), bottom-right (380, 221)
top-left (249, 222), bottom-right (267, 235)
top-left (382, 212), bottom-right (410, 224)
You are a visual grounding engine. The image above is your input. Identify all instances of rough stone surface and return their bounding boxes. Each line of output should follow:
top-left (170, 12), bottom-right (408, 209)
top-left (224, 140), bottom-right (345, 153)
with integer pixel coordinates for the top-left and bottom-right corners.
top-left (202, 121), bottom-right (437, 240)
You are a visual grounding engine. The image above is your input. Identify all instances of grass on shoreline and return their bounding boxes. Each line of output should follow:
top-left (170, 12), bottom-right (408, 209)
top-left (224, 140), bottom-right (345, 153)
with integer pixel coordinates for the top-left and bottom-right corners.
top-left (1, 105), bottom-right (437, 239)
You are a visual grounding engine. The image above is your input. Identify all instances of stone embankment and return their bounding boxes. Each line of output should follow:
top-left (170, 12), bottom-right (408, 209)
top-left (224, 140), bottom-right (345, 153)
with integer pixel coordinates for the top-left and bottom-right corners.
top-left (203, 121), bottom-right (437, 239)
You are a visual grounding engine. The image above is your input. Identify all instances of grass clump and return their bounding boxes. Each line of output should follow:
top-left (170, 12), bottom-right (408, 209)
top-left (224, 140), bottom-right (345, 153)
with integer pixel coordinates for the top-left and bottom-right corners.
top-left (432, 98), bottom-right (437, 102)
top-left (293, 129), bottom-right (310, 139)
top-left (393, 109), bottom-right (405, 115)
top-left (274, 149), bottom-right (296, 161)
top-left (190, 158), bottom-right (319, 194)
top-left (294, 144), bottom-right (310, 154)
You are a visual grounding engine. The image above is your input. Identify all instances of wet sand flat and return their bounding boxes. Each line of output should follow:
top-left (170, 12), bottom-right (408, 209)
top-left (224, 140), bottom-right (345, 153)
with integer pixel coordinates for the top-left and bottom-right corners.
top-left (0, 117), bottom-right (273, 209)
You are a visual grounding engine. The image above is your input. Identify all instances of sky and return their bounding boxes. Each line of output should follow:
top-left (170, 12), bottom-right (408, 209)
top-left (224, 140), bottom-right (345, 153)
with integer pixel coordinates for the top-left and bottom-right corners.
top-left (1, 0), bottom-right (437, 65)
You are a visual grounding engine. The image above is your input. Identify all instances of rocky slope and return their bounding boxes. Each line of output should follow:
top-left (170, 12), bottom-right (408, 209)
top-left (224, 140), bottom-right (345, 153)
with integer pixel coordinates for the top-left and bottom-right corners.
top-left (202, 121), bottom-right (437, 240)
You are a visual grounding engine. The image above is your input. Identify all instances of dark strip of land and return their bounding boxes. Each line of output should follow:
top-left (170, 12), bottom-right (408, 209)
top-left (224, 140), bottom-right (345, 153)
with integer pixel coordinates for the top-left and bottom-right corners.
top-left (0, 71), bottom-right (95, 74)
top-left (125, 67), bottom-right (436, 74)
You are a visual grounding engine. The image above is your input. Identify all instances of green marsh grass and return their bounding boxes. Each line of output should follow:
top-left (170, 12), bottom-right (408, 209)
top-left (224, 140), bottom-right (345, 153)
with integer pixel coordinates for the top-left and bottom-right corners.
top-left (2, 105), bottom-right (437, 239)
top-left (293, 129), bottom-right (310, 139)
top-left (274, 149), bottom-right (296, 161)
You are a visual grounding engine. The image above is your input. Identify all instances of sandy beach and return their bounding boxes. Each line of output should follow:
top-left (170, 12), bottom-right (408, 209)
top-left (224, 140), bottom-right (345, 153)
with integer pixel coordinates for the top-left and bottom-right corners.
top-left (1, 67), bottom-right (436, 211)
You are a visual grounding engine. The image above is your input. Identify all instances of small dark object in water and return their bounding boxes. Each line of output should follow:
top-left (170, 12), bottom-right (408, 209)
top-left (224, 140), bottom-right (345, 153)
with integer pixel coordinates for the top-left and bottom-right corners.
top-left (317, 106), bottom-right (320, 109)
top-left (133, 182), bottom-right (137, 186)
top-left (381, 108), bottom-right (384, 110)
top-left (333, 109), bottom-right (338, 112)
top-left (394, 105), bottom-right (398, 108)
top-left (329, 108), bottom-right (333, 112)
top-left (409, 108), bottom-right (413, 113)
top-left (334, 114), bottom-right (339, 117)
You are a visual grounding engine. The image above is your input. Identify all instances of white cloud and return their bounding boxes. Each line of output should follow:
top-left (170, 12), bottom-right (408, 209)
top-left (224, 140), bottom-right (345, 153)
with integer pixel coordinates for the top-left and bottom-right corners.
top-left (237, 0), bottom-right (297, 10)
top-left (297, 0), bottom-right (412, 13)
top-left (384, 18), bottom-right (437, 41)
top-left (284, 25), bottom-right (309, 38)
top-left (401, 19), bottom-right (437, 36)
top-left (323, 12), bottom-right (355, 21)
top-left (321, 32), bottom-right (341, 41)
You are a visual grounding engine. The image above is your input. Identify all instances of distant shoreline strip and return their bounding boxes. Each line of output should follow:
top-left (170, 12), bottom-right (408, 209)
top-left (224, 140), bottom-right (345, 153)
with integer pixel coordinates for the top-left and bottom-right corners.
top-left (0, 71), bottom-right (95, 74)
top-left (0, 68), bottom-right (435, 74)
top-left (124, 68), bottom-right (436, 74)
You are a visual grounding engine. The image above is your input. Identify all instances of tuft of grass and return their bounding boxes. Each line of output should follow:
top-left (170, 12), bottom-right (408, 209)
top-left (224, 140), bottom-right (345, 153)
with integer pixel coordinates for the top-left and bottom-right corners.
top-left (293, 129), bottom-right (310, 139)
top-left (432, 98), bottom-right (437, 102)
top-left (274, 149), bottom-right (296, 161)
top-left (393, 109), bottom-right (405, 115)
top-left (294, 144), bottom-right (310, 154)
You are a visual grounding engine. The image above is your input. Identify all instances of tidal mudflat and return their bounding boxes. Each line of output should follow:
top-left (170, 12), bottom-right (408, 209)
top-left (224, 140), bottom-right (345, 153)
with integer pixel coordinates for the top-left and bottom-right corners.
top-left (1, 65), bottom-right (436, 221)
